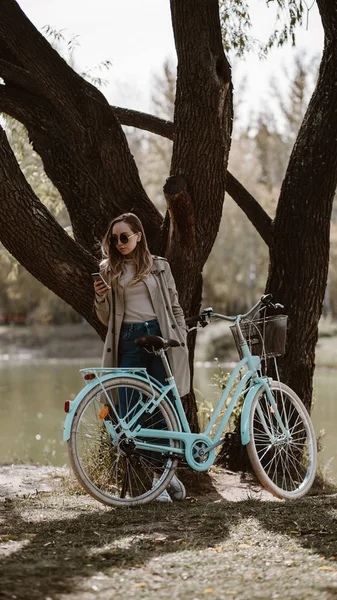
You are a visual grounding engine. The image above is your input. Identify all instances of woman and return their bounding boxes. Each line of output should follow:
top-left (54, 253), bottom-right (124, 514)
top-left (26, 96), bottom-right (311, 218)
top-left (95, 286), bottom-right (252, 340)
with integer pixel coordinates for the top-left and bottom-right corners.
top-left (94, 213), bottom-right (190, 502)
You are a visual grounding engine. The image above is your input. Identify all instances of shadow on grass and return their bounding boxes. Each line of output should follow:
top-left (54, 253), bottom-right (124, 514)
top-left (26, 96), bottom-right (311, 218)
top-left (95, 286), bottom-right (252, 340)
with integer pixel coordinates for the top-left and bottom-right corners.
top-left (0, 491), bottom-right (336, 600)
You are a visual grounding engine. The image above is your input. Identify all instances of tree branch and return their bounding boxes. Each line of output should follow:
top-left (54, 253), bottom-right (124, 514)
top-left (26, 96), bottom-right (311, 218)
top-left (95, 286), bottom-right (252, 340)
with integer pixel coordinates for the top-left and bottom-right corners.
top-left (163, 175), bottom-right (197, 260)
top-left (0, 59), bottom-right (41, 94)
top-left (0, 0), bottom-right (163, 254)
top-left (316, 0), bottom-right (337, 40)
top-left (2, 76), bottom-right (273, 250)
top-left (226, 172), bottom-right (273, 247)
top-left (114, 105), bottom-right (273, 246)
top-left (0, 85), bottom-right (50, 126)
top-left (0, 0), bottom-right (86, 111)
top-left (0, 123), bottom-right (105, 336)
top-left (113, 106), bottom-right (174, 140)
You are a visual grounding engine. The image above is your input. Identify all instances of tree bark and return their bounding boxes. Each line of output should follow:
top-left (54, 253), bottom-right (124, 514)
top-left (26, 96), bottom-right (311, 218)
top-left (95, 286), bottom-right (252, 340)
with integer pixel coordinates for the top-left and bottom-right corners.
top-left (225, 173), bottom-right (273, 247)
top-left (0, 0), bottom-right (233, 434)
top-left (166, 0), bottom-right (233, 303)
top-left (115, 107), bottom-right (273, 246)
top-left (266, 1), bottom-right (337, 410)
top-left (0, 125), bottom-right (105, 337)
top-left (113, 106), bottom-right (174, 140)
top-left (0, 0), bottom-right (162, 255)
top-left (163, 0), bottom-right (233, 428)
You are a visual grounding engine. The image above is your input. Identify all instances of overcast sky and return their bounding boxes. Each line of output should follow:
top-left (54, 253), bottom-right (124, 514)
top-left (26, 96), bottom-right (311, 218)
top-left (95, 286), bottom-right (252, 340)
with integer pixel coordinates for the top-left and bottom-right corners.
top-left (17, 0), bottom-right (324, 118)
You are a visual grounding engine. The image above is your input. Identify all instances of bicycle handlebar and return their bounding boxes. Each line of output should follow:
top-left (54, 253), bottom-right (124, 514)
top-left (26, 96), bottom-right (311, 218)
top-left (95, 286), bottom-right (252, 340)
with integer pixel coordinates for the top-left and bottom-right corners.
top-left (186, 294), bottom-right (284, 329)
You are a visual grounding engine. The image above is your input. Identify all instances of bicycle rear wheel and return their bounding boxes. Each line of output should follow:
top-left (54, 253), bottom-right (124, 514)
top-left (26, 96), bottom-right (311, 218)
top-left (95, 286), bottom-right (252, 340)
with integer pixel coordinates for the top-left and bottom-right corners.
top-left (247, 381), bottom-right (317, 499)
top-left (68, 377), bottom-right (180, 506)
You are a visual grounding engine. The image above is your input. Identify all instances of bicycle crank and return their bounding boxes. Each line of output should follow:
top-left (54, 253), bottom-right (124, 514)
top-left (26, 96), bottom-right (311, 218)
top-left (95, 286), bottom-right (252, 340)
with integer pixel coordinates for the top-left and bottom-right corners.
top-left (185, 437), bottom-right (216, 471)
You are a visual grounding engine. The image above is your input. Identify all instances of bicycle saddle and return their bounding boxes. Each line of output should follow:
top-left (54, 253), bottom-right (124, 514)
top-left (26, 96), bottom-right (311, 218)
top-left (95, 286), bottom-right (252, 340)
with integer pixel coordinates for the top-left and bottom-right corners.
top-left (134, 335), bottom-right (181, 350)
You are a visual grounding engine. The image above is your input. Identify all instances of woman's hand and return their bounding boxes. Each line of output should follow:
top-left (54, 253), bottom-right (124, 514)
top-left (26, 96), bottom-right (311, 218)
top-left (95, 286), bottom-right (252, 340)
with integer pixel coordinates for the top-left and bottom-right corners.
top-left (94, 280), bottom-right (110, 296)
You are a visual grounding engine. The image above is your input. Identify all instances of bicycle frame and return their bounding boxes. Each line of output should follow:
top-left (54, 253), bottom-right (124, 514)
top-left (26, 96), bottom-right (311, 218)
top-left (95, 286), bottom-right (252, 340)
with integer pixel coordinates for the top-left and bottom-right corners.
top-left (127, 341), bottom-right (283, 471)
top-left (64, 337), bottom-right (287, 472)
top-left (64, 290), bottom-right (320, 504)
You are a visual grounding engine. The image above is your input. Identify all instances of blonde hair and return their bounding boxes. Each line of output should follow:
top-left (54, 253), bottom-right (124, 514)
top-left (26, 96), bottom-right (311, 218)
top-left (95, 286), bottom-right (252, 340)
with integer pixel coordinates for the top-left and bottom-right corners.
top-left (100, 213), bottom-right (153, 288)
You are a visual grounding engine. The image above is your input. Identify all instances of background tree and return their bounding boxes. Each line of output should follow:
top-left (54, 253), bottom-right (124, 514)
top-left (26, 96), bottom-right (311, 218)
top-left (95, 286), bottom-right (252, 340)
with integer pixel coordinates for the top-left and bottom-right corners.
top-left (124, 60), bottom-right (175, 215)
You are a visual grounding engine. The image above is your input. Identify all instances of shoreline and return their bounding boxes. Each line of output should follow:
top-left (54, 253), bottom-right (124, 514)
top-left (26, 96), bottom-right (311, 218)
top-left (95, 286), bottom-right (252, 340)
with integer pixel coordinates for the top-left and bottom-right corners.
top-left (1, 322), bottom-right (337, 367)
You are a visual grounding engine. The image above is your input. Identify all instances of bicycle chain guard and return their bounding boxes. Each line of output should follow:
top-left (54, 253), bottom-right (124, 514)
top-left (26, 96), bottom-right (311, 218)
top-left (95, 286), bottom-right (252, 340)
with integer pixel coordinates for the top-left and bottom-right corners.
top-left (185, 437), bottom-right (216, 471)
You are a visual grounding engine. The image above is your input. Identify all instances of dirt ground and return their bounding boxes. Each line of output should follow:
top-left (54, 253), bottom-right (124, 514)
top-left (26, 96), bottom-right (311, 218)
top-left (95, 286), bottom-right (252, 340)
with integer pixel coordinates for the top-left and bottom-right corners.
top-left (1, 464), bottom-right (337, 600)
top-left (0, 464), bottom-right (277, 504)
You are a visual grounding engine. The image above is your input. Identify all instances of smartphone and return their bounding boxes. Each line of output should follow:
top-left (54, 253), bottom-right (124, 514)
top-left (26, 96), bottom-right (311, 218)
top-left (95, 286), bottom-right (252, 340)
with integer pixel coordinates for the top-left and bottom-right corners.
top-left (91, 272), bottom-right (110, 287)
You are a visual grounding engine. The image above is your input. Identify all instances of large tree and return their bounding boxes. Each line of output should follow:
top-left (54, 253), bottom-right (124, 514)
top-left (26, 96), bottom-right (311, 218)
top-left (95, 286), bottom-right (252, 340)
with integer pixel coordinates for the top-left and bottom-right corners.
top-left (113, 1), bottom-right (337, 413)
top-left (0, 0), bottom-right (232, 430)
top-left (264, 0), bottom-right (337, 408)
top-left (0, 0), bottom-right (336, 429)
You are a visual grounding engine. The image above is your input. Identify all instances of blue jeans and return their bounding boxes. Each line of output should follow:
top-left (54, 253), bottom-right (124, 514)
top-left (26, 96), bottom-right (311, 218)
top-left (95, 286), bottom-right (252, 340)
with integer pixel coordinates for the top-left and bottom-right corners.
top-left (118, 318), bottom-right (169, 421)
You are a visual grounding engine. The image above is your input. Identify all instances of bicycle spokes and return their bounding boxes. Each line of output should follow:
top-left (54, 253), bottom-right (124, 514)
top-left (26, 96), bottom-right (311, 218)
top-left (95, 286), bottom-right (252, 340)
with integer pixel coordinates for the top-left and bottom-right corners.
top-left (68, 379), bottom-right (179, 505)
top-left (248, 382), bottom-right (316, 498)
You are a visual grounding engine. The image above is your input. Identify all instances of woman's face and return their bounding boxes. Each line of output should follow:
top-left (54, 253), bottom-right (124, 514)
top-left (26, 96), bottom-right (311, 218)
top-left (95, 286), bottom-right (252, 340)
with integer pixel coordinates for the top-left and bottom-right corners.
top-left (111, 221), bottom-right (141, 256)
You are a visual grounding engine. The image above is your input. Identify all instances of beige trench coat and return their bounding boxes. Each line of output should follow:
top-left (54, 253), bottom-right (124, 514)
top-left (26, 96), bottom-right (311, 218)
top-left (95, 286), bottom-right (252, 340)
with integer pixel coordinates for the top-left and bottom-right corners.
top-left (94, 257), bottom-right (190, 397)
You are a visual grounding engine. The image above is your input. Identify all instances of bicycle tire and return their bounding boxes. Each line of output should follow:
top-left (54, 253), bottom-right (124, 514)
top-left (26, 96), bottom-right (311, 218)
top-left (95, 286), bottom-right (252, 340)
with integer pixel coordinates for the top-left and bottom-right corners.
top-left (68, 377), bottom-right (180, 506)
top-left (247, 380), bottom-right (317, 499)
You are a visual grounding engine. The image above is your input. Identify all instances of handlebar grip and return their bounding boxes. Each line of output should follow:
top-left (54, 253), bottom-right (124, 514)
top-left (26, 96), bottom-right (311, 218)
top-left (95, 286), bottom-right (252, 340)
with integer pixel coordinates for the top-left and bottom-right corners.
top-left (261, 293), bottom-right (273, 305)
top-left (186, 315), bottom-right (200, 325)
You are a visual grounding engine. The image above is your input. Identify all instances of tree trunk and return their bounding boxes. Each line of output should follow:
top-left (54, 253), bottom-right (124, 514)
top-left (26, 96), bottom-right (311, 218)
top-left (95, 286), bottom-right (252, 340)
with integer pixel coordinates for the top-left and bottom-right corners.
top-left (0, 0), bottom-right (162, 254)
top-left (0, 0), bottom-right (233, 433)
top-left (0, 125), bottom-right (104, 337)
top-left (266, 2), bottom-right (337, 411)
top-left (164, 0), bottom-right (233, 428)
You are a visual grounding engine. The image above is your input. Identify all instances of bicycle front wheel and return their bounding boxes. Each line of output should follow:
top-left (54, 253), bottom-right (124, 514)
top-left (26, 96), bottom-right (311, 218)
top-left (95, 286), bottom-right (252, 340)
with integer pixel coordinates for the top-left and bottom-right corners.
top-left (68, 377), bottom-right (180, 506)
top-left (247, 381), bottom-right (317, 499)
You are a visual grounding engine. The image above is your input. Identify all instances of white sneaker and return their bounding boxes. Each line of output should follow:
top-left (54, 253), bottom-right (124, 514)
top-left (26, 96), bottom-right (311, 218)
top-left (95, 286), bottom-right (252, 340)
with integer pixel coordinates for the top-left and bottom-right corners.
top-left (167, 475), bottom-right (186, 501)
top-left (152, 478), bottom-right (172, 503)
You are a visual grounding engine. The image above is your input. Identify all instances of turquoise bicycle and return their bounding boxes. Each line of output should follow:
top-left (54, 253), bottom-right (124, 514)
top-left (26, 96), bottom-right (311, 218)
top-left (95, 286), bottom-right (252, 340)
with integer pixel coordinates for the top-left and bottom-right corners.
top-left (63, 294), bottom-right (317, 505)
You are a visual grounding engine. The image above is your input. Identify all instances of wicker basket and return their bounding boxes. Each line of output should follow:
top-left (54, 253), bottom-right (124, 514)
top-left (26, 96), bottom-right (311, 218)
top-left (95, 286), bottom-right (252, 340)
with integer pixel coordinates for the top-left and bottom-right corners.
top-left (230, 315), bottom-right (288, 359)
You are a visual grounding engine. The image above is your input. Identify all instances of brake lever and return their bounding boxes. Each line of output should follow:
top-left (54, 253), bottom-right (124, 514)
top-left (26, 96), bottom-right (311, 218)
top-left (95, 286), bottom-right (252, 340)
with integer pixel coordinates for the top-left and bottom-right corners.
top-left (270, 302), bottom-right (284, 310)
top-left (187, 313), bottom-right (210, 333)
top-left (187, 321), bottom-right (209, 334)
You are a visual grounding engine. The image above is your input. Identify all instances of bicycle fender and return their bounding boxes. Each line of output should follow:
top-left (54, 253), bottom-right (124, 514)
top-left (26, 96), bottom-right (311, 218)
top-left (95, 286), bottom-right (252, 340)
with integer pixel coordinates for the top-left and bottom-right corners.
top-left (63, 372), bottom-right (180, 442)
top-left (63, 375), bottom-right (110, 442)
top-left (240, 382), bottom-right (265, 445)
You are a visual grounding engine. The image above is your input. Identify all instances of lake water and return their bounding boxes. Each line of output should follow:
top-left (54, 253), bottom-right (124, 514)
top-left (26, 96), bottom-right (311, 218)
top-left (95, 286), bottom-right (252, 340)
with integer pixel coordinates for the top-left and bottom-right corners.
top-left (0, 358), bottom-right (336, 480)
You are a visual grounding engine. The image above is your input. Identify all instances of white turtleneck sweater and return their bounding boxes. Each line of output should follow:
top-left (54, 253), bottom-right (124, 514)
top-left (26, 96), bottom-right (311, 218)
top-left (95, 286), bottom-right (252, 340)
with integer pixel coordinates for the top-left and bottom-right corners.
top-left (122, 259), bottom-right (156, 323)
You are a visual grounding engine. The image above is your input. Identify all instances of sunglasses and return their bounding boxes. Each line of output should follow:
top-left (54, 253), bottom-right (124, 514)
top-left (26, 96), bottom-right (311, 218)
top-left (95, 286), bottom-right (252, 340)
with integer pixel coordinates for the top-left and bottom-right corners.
top-left (110, 232), bottom-right (138, 246)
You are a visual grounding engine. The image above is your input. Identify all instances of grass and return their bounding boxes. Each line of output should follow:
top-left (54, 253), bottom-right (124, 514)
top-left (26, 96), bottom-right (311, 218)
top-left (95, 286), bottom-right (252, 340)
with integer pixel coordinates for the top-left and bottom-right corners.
top-left (1, 479), bottom-right (337, 600)
top-left (1, 322), bottom-right (337, 598)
